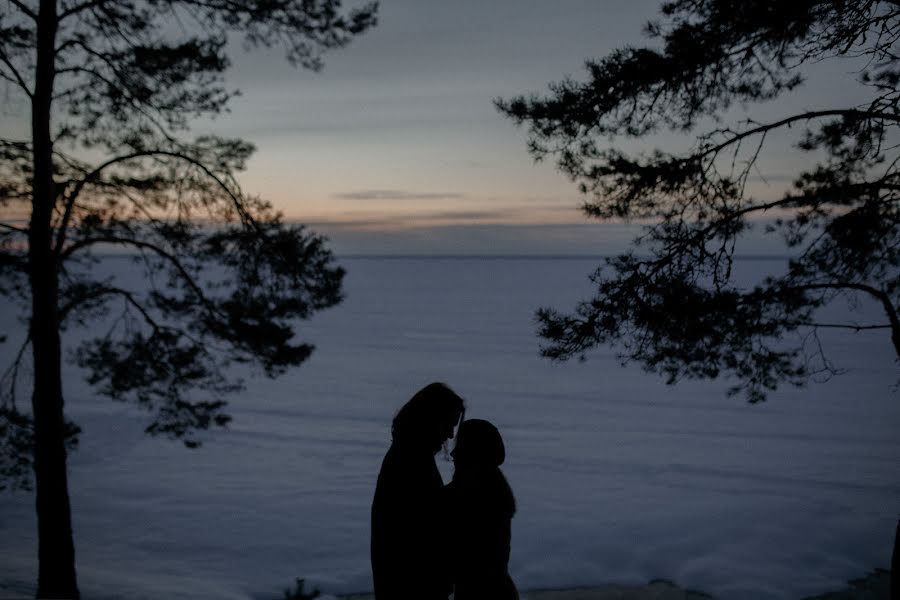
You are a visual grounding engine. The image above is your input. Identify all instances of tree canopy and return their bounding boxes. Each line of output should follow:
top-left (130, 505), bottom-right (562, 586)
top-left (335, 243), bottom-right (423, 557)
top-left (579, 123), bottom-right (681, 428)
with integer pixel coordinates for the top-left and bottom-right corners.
top-left (498, 0), bottom-right (899, 402)
top-left (0, 0), bottom-right (376, 595)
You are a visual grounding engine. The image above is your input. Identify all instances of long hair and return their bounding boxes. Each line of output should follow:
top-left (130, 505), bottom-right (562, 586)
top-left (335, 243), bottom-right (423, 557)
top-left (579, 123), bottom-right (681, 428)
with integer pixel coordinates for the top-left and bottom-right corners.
top-left (391, 382), bottom-right (465, 445)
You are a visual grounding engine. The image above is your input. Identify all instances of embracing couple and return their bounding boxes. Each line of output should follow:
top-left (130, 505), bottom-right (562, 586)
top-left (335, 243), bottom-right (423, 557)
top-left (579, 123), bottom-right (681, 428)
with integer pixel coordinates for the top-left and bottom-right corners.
top-left (371, 382), bottom-right (519, 600)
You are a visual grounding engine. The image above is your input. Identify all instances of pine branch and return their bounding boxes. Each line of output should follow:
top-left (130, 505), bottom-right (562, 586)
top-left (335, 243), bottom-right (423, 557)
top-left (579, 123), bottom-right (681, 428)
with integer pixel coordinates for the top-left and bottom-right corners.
top-left (58, 0), bottom-right (109, 21)
top-left (58, 284), bottom-right (155, 327)
top-left (792, 282), bottom-right (900, 359)
top-left (59, 235), bottom-right (220, 317)
top-left (0, 223), bottom-right (28, 234)
top-left (0, 49), bottom-right (33, 98)
top-left (4, 0), bottom-right (37, 20)
top-left (793, 322), bottom-right (892, 331)
top-left (698, 109), bottom-right (900, 161)
top-left (0, 334), bottom-right (31, 409)
top-left (54, 148), bottom-right (252, 254)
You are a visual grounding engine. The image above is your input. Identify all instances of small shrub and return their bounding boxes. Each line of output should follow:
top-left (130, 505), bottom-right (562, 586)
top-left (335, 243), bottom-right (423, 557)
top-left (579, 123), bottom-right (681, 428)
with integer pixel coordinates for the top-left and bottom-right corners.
top-left (282, 577), bottom-right (321, 600)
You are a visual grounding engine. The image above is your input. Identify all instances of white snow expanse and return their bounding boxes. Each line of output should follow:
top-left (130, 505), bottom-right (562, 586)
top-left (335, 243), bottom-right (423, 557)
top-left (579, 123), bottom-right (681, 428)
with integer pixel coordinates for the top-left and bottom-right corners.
top-left (0, 256), bottom-right (897, 600)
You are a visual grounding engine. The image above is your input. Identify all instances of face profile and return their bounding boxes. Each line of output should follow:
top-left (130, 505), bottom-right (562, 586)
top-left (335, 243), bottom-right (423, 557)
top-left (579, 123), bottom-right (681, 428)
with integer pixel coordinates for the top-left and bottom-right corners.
top-left (434, 406), bottom-right (463, 453)
top-left (390, 382), bottom-right (465, 454)
top-left (447, 417), bottom-right (518, 600)
top-left (370, 382), bottom-right (466, 600)
top-left (371, 386), bottom-right (518, 600)
top-left (451, 418), bottom-right (505, 469)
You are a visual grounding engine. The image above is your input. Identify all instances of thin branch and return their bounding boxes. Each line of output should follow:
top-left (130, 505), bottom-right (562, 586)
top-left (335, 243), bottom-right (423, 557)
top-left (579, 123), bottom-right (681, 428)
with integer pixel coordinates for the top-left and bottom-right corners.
top-left (0, 51), bottom-right (33, 98)
top-left (0, 334), bottom-right (31, 408)
top-left (53, 65), bottom-right (181, 142)
top-left (95, 182), bottom-right (168, 224)
top-left (793, 282), bottom-right (900, 359)
top-left (59, 235), bottom-right (219, 316)
top-left (57, 0), bottom-right (109, 21)
top-left (57, 281), bottom-right (230, 357)
top-left (0, 70), bottom-right (25, 90)
top-left (58, 284), bottom-right (156, 328)
top-left (4, 0), bottom-right (37, 20)
top-left (793, 281), bottom-right (892, 298)
top-left (792, 321), bottom-right (893, 331)
top-left (700, 109), bottom-right (900, 160)
top-left (0, 222), bottom-right (28, 234)
top-left (54, 148), bottom-right (253, 253)
top-left (800, 325), bottom-right (841, 383)
top-left (52, 149), bottom-right (90, 174)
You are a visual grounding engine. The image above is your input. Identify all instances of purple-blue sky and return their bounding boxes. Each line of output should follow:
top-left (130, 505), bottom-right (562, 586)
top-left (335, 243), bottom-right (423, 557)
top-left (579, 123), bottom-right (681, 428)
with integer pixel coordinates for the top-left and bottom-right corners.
top-left (214, 0), bottom-right (872, 254)
top-left (215, 0), bottom-right (659, 254)
top-left (0, 0), bottom-right (873, 254)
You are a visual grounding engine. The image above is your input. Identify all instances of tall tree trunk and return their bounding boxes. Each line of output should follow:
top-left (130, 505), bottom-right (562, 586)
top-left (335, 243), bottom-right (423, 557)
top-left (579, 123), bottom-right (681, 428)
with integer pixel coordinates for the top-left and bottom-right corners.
top-left (30, 0), bottom-right (79, 597)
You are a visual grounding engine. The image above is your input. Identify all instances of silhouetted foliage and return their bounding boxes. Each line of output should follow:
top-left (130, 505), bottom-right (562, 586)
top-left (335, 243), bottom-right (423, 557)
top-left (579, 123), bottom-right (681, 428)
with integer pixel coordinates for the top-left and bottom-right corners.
top-left (0, 0), bottom-right (377, 596)
top-left (0, 406), bottom-right (79, 492)
top-left (498, 0), bottom-right (900, 402)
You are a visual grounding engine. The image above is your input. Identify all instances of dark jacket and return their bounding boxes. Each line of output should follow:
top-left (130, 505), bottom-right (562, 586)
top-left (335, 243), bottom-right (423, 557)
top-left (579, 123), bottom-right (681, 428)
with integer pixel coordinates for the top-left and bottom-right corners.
top-left (445, 468), bottom-right (519, 600)
top-left (371, 441), bottom-right (450, 600)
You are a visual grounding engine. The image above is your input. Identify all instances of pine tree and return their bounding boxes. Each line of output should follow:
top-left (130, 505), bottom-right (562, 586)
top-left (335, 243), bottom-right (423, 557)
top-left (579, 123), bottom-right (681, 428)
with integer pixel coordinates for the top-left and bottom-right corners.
top-left (0, 0), bottom-right (377, 596)
top-left (498, 0), bottom-right (899, 401)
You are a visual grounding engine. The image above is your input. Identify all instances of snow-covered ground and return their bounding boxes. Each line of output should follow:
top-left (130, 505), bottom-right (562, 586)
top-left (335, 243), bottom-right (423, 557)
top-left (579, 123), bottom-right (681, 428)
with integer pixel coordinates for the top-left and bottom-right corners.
top-left (0, 257), bottom-right (897, 600)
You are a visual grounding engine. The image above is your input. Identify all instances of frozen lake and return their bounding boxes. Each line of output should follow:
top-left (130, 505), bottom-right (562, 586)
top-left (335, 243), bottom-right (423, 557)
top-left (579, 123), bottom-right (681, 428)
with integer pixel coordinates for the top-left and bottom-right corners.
top-left (1, 256), bottom-right (898, 599)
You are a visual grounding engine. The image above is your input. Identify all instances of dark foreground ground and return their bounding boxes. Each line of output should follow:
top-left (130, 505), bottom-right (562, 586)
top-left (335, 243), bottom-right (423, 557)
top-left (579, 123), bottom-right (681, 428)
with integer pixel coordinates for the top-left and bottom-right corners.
top-left (0, 569), bottom-right (890, 599)
top-left (339, 570), bottom-right (890, 600)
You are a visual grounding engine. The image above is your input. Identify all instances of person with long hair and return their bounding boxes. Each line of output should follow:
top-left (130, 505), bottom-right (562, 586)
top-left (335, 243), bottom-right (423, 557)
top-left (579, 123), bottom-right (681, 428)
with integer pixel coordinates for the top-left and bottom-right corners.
top-left (370, 382), bottom-right (465, 600)
top-left (446, 418), bottom-right (519, 600)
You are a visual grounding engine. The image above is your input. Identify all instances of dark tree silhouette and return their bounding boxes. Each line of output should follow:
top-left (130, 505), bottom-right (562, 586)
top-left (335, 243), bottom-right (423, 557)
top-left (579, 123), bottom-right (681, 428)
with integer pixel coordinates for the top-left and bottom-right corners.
top-left (0, 0), bottom-right (377, 596)
top-left (498, 0), bottom-right (900, 401)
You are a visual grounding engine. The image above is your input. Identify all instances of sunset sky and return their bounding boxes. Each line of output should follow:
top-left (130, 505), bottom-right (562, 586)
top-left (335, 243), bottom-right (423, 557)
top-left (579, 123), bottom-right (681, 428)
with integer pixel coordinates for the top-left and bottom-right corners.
top-left (214, 0), bottom-right (659, 253)
top-left (1, 0), bottom-right (873, 254)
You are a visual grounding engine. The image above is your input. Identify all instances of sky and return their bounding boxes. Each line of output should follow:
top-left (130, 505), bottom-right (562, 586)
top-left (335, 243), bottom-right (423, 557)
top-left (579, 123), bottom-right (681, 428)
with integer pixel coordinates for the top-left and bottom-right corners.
top-left (0, 0), bottom-right (876, 254)
top-left (213, 0), bottom-right (659, 254)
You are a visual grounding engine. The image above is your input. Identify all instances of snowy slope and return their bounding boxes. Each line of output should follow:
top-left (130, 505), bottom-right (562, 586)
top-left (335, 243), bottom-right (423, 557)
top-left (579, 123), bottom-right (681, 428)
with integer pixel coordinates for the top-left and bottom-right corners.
top-left (0, 257), bottom-right (897, 600)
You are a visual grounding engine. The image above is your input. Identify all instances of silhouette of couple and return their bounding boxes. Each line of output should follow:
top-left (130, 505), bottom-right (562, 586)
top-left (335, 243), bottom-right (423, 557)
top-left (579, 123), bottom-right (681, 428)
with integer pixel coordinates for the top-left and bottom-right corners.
top-left (371, 382), bottom-right (519, 600)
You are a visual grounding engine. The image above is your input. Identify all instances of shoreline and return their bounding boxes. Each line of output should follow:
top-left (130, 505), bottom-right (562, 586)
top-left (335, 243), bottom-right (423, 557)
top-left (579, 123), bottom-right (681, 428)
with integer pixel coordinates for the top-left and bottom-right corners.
top-left (337, 570), bottom-right (891, 600)
top-left (338, 580), bottom-right (712, 600)
top-left (0, 569), bottom-right (890, 600)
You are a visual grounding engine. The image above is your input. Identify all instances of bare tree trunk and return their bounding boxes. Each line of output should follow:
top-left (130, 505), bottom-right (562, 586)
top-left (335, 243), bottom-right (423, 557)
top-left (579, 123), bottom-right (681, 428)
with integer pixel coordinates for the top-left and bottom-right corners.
top-left (30, 0), bottom-right (79, 597)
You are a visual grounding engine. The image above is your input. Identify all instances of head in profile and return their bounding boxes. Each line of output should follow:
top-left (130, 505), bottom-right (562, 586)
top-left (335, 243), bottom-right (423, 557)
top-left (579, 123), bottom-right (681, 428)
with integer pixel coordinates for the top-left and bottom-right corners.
top-left (451, 418), bottom-right (516, 516)
top-left (447, 418), bottom-right (519, 600)
top-left (392, 382), bottom-right (465, 453)
top-left (372, 382), bottom-right (466, 600)
top-left (451, 418), bottom-right (505, 469)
